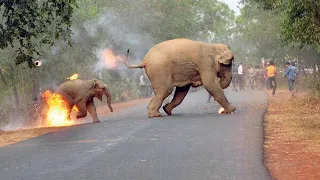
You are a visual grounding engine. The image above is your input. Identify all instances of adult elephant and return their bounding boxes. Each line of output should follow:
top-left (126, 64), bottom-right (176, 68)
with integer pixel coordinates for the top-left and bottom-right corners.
top-left (125, 38), bottom-right (235, 118)
top-left (55, 79), bottom-right (113, 123)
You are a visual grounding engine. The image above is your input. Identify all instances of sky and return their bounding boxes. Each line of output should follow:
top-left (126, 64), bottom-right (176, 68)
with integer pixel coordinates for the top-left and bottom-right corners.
top-left (220, 0), bottom-right (241, 15)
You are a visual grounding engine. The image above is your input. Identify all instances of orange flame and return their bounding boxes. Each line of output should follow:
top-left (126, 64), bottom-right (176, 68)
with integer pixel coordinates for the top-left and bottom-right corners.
top-left (101, 48), bottom-right (124, 69)
top-left (41, 90), bottom-right (74, 127)
top-left (68, 74), bottom-right (79, 80)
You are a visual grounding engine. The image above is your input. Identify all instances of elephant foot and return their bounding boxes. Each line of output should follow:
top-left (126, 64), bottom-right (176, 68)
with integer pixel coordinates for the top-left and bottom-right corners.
top-left (222, 105), bottom-right (236, 114)
top-left (148, 111), bottom-right (162, 118)
top-left (93, 119), bottom-right (101, 123)
top-left (163, 105), bottom-right (172, 116)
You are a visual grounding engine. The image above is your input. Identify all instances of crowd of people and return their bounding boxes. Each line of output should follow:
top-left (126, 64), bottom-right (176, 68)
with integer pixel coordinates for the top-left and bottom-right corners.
top-left (228, 60), bottom-right (299, 97)
top-left (230, 62), bottom-right (268, 92)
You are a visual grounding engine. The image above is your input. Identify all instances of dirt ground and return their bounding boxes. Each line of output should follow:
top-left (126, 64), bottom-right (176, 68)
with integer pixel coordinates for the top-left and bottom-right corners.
top-left (264, 89), bottom-right (320, 180)
top-left (0, 98), bottom-right (150, 147)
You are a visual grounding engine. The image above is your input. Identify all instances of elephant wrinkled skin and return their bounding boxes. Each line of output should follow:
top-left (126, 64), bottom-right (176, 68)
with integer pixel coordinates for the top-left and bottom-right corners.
top-left (55, 79), bottom-right (113, 123)
top-left (125, 38), bottom-right (236, 118)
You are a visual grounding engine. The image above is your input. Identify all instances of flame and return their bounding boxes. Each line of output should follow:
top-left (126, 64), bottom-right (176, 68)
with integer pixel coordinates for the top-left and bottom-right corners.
top-left (101, 48), bottom-right (124, 69)
top-left (72, 106), bottom-right (79, 112)
top-left (68, 74), bottom-right (79, 80)
top-left (41, 90), bottom-right (74, 127)
top-left (219, 107), bottom-right (225, 114)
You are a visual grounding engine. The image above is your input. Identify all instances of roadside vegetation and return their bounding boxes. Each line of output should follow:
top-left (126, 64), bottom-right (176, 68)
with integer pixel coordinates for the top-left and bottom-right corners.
top-left (265, 89), bottom-right (320, 180)
top-left (0, 0), bottom-right (235, 128)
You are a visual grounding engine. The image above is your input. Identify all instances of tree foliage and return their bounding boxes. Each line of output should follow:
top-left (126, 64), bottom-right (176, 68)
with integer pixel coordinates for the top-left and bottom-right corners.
top-left (242, 0), bottom-right (320, 47)
top-left (0, 0), bottom-right (77, 67)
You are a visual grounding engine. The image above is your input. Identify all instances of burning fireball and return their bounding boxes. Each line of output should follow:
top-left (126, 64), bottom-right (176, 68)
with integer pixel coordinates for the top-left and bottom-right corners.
top-left (41, 90), bottom-right (74, 127)
top-left (100, 48), bottom-right (124, 69)
top-left (219, 107), bottom-right (225, 114)
top-left (68, 74), bottom-right (79, 80)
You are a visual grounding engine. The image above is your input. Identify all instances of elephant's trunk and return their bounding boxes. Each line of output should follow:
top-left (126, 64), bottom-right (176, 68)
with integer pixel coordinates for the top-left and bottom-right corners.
top-left (218, 63), bottom-right (232, 89)
top-left (106, 94), bottom-right (113, 112)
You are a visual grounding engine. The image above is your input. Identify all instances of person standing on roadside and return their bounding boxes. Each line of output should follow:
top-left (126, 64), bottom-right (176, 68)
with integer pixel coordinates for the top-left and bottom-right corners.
top-left (231, 63), bottom-right (238, 91)
top-left (266, 61), bottom-right (277, 96)
top-left (248, 65), bottom-right (255, 90)
top-left (238, 62), bottom-right (245, 90)
top-left (283, 62), bottom-right (298, 97)
top-left (139, 74), bottom-right (146, 98)
top-left (256, 65), bottom-right (265, 90)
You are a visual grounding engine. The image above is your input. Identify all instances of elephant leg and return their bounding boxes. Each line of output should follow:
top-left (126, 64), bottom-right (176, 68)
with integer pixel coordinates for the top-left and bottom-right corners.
top-left (163, 85), bottom-right (191, 115)
top-left (148, 87), bottom-right (173, 118)
top-left (86, 100), bottom-right (99, 123)
top-left (66, 104), bottom-right (73, 121)
top-left (75, 101), bottom-right (87, 119)
top-left (61, 94), bottom-right (74, 120)
top-left (201, 71), bottom-right (236, 113)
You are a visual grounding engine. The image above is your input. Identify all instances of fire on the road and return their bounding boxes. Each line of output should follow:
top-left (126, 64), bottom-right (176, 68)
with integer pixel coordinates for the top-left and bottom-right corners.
top-left (219, 107), bottom-right (225, 114)
top-left (41, 90), bottom-right (74, 127)
top-left (101, 48), bottom-right (124, 69)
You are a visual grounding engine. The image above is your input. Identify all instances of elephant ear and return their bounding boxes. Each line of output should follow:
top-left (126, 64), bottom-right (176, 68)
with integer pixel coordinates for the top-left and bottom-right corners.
top-left (218, 50), bottom-right (234, 65)
top-left (92, 79), bottom-right (103, 102)
top-left (212, 44), bottom-right (234, 72)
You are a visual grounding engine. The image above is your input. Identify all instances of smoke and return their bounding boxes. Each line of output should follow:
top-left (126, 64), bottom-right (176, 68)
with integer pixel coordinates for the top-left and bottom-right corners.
top-left (1, 1), bottom-right (160, 131)
top-left (79, 3), bottom-right (157, 73)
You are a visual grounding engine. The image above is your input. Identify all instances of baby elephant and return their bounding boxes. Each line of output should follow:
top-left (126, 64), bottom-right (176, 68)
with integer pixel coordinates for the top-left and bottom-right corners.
top-left (55, 79), bottom-right (113, 123)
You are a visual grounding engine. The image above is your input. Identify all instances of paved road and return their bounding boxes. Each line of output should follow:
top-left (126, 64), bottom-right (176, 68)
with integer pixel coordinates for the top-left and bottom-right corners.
top-left (0, 89), bottom-right (271, 180)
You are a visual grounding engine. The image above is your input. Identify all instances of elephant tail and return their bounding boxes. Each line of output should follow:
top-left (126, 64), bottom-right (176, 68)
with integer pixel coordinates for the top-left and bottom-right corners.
top-left (124, 49), bottom-right (145, 69)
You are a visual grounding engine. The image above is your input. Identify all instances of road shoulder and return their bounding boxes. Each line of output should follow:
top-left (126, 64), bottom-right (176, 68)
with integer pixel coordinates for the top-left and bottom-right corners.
top-left (264, 89), bottom-right (320, 180)
top-left (0, 98), bottom-right (150, 147)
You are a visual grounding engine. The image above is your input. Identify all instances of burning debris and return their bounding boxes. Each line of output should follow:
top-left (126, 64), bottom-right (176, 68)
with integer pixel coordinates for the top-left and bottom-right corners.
top-left (218, 107), bottom-right (235, 114)
top-left (219, 107), bottom-right (225, 114)
top-left (68, 73), bottom-right (79, 80)
top-left (41, 90), bottom-right (74, 127)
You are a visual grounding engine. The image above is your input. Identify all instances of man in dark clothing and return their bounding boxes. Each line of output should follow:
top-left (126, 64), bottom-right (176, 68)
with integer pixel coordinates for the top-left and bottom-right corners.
top-left (231, 63), bottom-right (238, 91)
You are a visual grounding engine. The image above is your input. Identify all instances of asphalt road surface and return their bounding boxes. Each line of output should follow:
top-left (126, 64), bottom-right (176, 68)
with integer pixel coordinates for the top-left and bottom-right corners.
top-left (0, 89), bottom-right (272, 180)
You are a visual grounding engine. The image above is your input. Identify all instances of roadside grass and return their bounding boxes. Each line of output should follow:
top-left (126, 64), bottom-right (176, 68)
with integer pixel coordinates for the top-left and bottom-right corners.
top-left (264, 88), bottom-right (320, 180)
top-left (265, 90), bottom-right (320, 150)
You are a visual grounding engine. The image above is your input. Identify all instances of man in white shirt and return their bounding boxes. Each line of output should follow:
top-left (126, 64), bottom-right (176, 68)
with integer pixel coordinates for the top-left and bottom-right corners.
top-left (139, 75), bottom-right (146, 98)
top-left (238, 62), bottom-right (245, 90)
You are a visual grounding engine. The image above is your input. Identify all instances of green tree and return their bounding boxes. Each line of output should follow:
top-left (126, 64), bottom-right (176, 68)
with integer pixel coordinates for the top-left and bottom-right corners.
top-left (242, 0), bottom-right (320, 47)
top-left (0, 0), bottom-right (77, 67)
